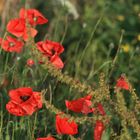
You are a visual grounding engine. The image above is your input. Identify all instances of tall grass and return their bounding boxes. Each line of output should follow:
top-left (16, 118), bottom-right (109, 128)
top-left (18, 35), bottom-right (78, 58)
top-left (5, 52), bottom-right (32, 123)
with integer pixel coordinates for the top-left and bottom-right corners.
top-left (0, 0), bottom-right (140, 140)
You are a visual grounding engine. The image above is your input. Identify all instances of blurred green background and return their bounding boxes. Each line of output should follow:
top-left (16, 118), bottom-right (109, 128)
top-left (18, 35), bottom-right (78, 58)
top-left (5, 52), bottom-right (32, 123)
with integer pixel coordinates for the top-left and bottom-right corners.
top-left (0, 0), bottom-right (140, 139)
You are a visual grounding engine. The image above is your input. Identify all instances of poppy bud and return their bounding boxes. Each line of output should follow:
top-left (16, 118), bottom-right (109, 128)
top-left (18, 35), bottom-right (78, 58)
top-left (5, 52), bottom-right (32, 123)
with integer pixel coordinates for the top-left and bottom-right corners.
top-left (27, 59), bottom-right (34, 67)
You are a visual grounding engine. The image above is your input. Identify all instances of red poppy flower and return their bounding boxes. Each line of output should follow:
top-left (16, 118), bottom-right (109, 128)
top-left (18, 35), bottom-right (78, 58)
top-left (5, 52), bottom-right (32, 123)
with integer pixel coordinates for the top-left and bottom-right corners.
top-left (7, 18), bottom-right (37, 41)
top-left (6, 87), bottom-right (42, 116)
top-left (50, 55), bottom-right (64, 69)
top-left (36, 136), bottom-right (56, 140)
top-left (36, 40), bottom-right (64, 57)
top-left (1, 36), bottom-right (24, 53)
top-left (116, 76), bottom-right (129, 90)
top-left (27, 59), bottom-right (35, 67)
top-left (36, 40), bottom-right (64, 68)
top-left (65, 95), bottom-right (95, 114)
top-left (19, 8), bottom-right (48, 26)
top-left (94, 120), bottom-right (105, 140)
top-left (97, 103), bottom-right (106, 116)
top-left (23, 27), bottom-right (38, 41)
top-left (56, 114), bottom-right (78, 135)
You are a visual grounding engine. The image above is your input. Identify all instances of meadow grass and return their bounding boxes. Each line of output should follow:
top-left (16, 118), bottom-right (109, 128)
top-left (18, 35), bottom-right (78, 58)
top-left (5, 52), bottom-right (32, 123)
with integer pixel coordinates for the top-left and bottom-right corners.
top-left (0, 0), bottom-right (140, 140)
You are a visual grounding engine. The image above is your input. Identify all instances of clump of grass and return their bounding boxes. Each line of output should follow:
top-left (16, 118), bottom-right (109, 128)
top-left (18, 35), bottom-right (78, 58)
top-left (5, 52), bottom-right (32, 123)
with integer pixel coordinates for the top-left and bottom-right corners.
top-left (0, 0), bottom-right (140, 140)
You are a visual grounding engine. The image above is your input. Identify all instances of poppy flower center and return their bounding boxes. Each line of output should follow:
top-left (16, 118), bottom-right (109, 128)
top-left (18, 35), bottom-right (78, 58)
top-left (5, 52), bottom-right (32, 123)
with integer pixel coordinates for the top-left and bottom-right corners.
top-left (9, 42), bottom-right (15, 47)
top-left (20, 95), bottom-right (30, 101)
top-left (51, 49), bottom-right (56, 55)
top-left (33, 17), bottom-right (38, 22)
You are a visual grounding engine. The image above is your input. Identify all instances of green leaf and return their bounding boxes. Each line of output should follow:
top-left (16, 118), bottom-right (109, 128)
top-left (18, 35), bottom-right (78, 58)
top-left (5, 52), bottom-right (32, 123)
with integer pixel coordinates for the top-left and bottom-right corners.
top-left (102, 127), bottom-right (111, 140)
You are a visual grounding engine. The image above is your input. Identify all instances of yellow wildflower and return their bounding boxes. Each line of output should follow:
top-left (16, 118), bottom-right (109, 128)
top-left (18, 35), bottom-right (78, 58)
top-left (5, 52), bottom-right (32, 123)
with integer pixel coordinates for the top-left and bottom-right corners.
top-left (121, 44), bottom-right (131, 53)
top-left (117, 15), bottom-right (125, 21)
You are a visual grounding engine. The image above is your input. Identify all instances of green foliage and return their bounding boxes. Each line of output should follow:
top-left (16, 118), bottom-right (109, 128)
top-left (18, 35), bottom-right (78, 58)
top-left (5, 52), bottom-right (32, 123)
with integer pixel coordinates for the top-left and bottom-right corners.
top-left (0, 0), bottom-right (140, 140)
